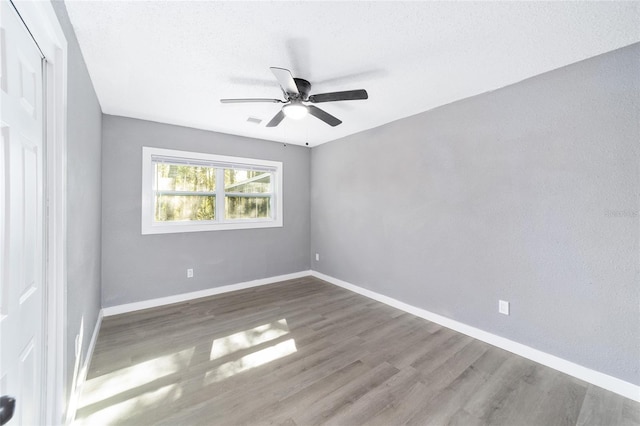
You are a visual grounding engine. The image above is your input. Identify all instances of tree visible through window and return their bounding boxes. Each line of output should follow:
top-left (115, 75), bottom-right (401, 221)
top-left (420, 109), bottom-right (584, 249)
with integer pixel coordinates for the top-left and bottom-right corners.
top-left (155, 163), bottom-right (216, 221)
top-left (224, 169), bottom-right (271, 220)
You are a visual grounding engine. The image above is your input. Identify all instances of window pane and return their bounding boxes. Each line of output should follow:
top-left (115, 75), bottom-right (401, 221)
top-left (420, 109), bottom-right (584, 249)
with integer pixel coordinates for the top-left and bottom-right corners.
top-left (155, 195), bottom-right (215, 222)
top-left (225, 196), bottom-right (271, 219)
top-left (155, 163), bottom-right (216, 192)
top-left (224, 169), bottom-right (271, 193)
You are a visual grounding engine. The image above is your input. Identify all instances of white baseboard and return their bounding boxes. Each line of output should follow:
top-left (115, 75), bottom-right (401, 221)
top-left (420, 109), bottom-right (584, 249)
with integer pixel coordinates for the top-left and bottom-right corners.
top-left (102, 270), bottom-right (312, 317)
top-left (65, 310), bottom-right (103, 425)
top-left (310, 270), bottom-right (640, 403)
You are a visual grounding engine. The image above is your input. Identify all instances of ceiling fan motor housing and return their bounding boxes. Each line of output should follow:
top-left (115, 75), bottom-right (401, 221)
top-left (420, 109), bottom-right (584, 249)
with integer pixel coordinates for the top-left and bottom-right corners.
top-left (293, 78), bottom-right (311, 100)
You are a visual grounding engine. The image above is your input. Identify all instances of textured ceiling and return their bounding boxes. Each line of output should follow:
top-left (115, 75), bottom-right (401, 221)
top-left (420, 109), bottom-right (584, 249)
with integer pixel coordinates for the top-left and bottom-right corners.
top-left (65, 1), bottom-right (640, 147)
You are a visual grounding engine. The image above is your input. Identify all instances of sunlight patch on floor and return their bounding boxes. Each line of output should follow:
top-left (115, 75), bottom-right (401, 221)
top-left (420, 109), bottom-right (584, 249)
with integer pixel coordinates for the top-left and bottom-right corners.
top-left (205, 338), bottom-right (297, 384)
top-left (210, 318), bottom-right (289, 360)
top-left (74, 320), bottom-right (298, 424)
top-left (74, 382), bottom-right (180, 425)
top-left (78, 346), bottom-right (195, 408)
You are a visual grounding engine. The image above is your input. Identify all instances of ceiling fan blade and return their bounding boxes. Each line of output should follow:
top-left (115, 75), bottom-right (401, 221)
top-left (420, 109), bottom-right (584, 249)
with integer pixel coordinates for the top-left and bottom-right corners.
top-left (307, 105), bottom-right (342, 127)
top-left (308, 89), bottom-right (368, 103)
top-left (266, 110), bottom-right (286, 127)
top-left (220, 98), bottom-right (283, 103)
top-left (270, 67), bottom-right (299, 95)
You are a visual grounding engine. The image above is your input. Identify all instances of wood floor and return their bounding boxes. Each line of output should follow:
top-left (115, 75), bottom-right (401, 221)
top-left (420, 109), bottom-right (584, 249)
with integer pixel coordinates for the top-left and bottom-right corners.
top-left (75, 276), bottom-right (639, 425)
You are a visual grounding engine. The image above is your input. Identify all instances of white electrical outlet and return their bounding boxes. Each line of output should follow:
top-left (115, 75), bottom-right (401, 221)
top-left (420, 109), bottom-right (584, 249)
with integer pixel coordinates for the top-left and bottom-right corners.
top-left (187, 268), bottom-right (194, 278)
top-left (315, 253), bottom-right (319, 261)
top-left (499, 300), bottom-right (510, 315)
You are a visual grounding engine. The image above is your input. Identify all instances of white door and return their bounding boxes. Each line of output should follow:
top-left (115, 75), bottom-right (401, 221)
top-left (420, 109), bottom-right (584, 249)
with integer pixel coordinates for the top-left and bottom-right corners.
top-left (0, 0), bottom-right (46, 424)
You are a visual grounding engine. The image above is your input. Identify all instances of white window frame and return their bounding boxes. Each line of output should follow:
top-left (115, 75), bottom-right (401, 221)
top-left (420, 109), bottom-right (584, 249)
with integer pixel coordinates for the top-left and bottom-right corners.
top-left (141, 147), bottom-right (283, 234)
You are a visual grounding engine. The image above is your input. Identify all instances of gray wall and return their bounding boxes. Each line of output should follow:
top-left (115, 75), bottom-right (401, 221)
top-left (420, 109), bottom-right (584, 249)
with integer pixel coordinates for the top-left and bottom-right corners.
top-left (101, 116), bottom-right (310, 307)
top-left (50, 0), bottom-right (103, 408)
top-left (311, 44), bottom-right (640, 385)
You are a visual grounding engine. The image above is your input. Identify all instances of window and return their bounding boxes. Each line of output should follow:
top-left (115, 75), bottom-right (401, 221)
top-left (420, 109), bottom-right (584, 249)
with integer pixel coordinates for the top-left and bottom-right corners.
top-left (142, 147), bottom-right (283, 234)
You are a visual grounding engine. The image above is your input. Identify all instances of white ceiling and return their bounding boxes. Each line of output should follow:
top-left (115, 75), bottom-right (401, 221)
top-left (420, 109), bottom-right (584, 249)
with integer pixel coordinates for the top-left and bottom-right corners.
top-left (65, 1), bottom-right (640, 147)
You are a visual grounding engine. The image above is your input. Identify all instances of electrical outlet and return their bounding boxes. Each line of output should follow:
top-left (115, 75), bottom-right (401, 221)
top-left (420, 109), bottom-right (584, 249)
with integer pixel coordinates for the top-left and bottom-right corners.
top-left (315, 253), bottom-right (319, 261)
top-left (499, 300), bottom-right (510, 315)
top-left (187, 268), bottom-right (194, 278)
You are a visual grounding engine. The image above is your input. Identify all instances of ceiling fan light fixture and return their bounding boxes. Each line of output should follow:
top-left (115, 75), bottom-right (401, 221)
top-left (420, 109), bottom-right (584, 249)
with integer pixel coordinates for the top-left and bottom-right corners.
top-left (283, 102), bottom-right (308, 120)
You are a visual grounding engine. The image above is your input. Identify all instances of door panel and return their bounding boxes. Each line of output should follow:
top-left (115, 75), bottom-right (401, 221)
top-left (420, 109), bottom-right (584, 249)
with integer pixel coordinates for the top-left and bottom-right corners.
top-left (21, 138), bottom-right (39, 296)
top-left (0, 28), bottom-right (6, 93)
top-left (1, 126), bottom-right (7, 318)
top-left (0, 0), bottom-right (45, 424)
top-left (18, 339), bottom-right (36, 426)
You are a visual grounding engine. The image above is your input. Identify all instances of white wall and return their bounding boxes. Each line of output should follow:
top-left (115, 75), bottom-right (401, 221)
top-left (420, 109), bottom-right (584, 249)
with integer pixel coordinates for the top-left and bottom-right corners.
top-left (101, 116), bottom-right (311, 307)
top-left (50, 0), bottom-right (103, 406)
top-left (311, 44), bottom-right (640, 385)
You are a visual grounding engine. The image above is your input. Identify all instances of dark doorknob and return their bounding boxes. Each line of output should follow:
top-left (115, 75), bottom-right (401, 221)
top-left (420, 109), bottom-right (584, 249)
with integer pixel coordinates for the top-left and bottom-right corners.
top-left (0, 396), bottom-right (16, 425)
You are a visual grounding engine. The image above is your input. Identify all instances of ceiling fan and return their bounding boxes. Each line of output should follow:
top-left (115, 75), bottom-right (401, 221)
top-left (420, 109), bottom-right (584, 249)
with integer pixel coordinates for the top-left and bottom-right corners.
top-left (220, 67), bottom-right (368, 127)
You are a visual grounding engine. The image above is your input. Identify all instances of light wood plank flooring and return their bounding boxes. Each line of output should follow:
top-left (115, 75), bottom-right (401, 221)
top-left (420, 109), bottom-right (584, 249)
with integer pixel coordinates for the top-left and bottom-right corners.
top-left (75, 276), bottom-right (639, 425)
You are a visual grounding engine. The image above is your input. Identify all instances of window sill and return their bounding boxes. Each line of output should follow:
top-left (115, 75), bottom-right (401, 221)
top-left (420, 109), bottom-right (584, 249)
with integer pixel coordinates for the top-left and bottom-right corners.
top-left (141, 219), bottom-right (283, 235)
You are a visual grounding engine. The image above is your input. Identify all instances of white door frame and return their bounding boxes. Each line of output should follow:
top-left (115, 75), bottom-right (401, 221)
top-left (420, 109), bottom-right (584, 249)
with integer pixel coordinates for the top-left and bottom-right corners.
top-left (9, 1), bottom-right (68, 424)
